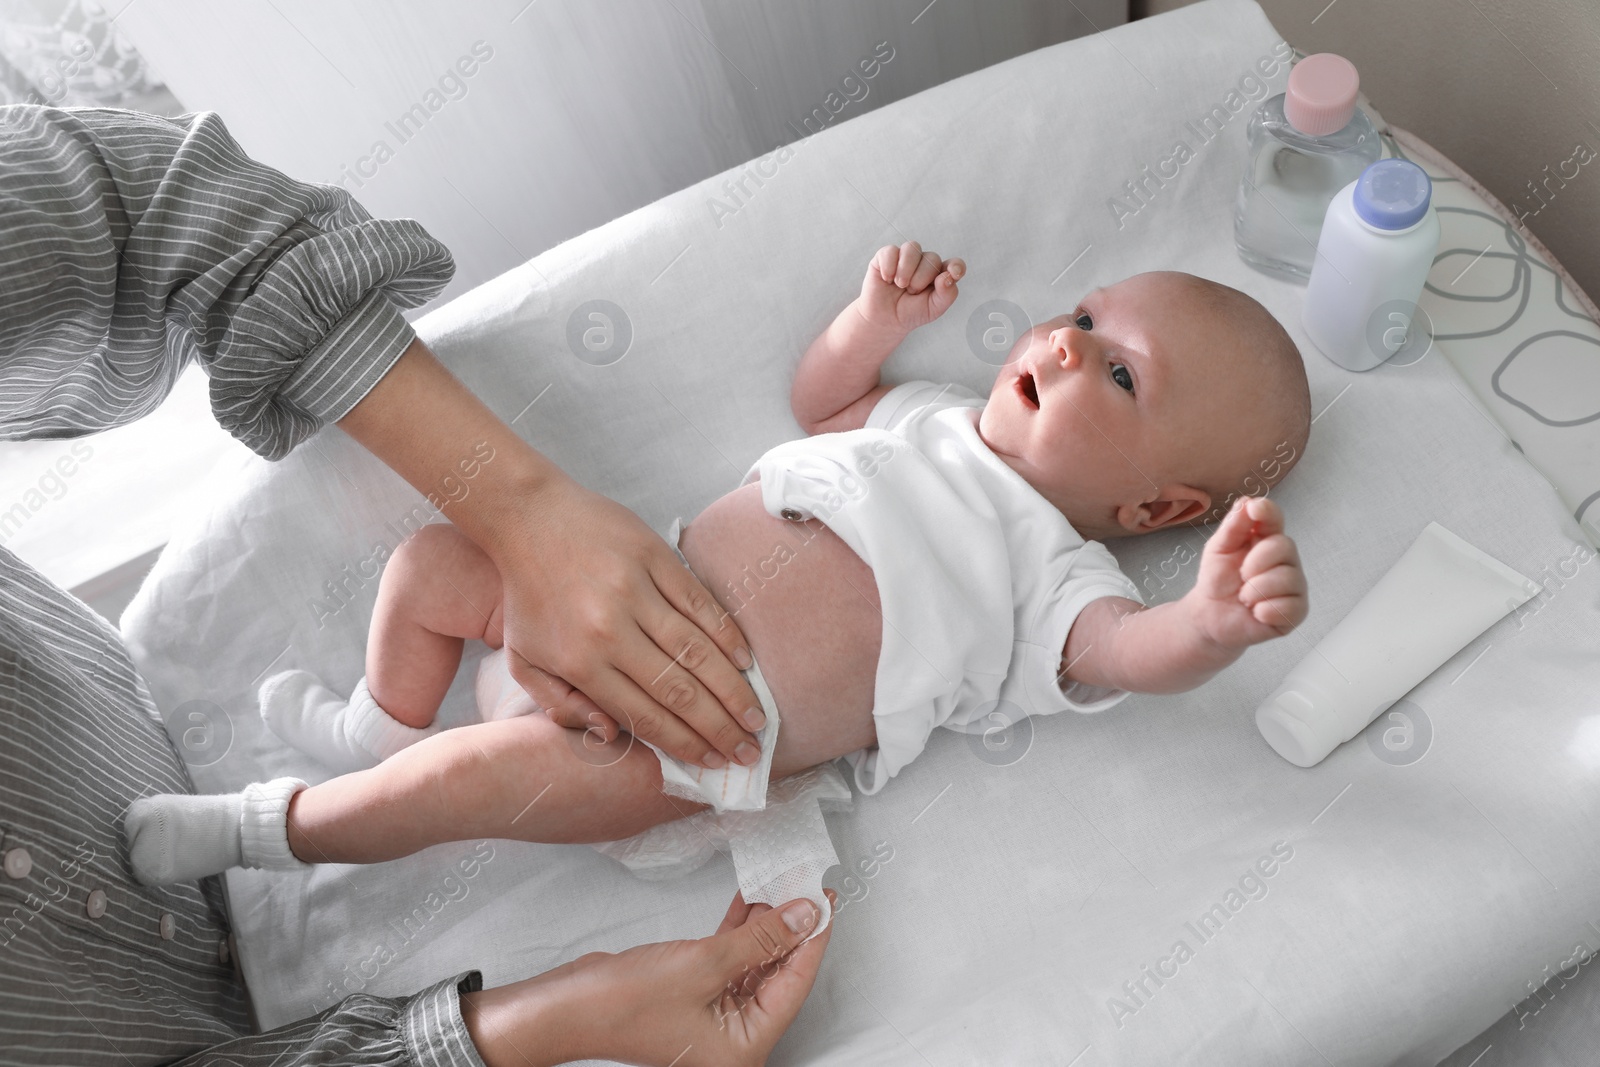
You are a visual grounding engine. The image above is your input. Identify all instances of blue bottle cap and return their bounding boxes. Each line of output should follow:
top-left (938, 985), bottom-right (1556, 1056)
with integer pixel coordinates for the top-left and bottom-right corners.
top-left (1352, 159), bottom-right (1432, 230)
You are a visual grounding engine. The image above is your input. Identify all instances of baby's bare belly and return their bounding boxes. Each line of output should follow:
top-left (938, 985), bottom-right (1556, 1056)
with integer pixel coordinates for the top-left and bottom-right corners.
top-left (678, 481), bottom-right (880, 777)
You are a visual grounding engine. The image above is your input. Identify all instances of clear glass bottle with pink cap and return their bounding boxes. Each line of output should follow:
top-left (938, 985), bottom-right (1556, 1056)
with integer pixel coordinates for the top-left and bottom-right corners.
top-left (1233, 52), bottom-right (1381, 283)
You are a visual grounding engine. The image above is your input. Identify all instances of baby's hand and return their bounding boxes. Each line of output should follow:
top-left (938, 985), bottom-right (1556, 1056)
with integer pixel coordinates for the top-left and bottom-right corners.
top-left (1182, 496), bottom-right (1307, 650)
top-left (857, 240), bottom-right (964, 335)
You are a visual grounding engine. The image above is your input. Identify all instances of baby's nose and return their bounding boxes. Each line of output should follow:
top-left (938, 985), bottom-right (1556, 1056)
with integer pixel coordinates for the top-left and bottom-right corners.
top-left (1048, 327), bottom-right (1081, 369)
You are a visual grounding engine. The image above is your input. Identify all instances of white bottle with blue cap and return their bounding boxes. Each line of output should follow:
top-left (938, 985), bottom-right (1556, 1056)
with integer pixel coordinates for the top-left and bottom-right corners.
top-left (1302, 158), bottom-right (1440, 371)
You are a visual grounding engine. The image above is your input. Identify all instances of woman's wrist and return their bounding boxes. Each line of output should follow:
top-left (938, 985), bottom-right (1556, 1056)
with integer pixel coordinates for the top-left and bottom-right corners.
top-left (460, 973), bottom-right (588, 1067)
top-left (335, 336), bottom-right (574, 561)
top-left (442, 437), bottom-right (574, 561)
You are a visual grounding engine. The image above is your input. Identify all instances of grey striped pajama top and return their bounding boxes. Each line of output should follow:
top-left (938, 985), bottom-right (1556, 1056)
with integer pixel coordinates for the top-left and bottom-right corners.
top-left (0, 105), bottom-right (483, 1066)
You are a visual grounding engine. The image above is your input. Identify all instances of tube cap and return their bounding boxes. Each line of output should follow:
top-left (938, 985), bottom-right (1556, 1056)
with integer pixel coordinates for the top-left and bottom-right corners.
top-left (1352, 159), bottom-right (1432, 231)
top-left (1284, 53), bottom-right (1360, 137)
top-left (1255, 683), bottom-right (1347, 768)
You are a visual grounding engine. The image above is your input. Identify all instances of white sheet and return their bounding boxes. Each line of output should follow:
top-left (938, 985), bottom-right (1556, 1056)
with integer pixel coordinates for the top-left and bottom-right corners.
top-left (122, 1), bottom-right (1600, 1062)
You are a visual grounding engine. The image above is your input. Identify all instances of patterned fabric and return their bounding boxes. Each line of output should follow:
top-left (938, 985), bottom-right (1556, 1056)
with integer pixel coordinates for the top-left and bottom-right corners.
top-left (0, 105), bottom-right (483, 1066)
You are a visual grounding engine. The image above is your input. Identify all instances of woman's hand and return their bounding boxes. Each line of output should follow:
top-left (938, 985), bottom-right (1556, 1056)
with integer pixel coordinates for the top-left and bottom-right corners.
top-left (337, 339), bottom-right (765, 770)
top-left (462, 892), bottom-right (835, 1067)
top-left (488, 473), bottom-right (766, 767)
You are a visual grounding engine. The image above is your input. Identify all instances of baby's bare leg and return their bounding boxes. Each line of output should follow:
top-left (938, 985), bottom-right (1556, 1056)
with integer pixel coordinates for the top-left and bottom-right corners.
top-left (284, 713), bottom-right (703, 865)
top-left (367, 522), bottom-right (506, 728)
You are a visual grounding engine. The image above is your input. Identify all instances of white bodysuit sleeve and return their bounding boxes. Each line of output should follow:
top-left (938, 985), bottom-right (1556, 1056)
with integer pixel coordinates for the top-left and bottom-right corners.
top-left (866, 380), bottom-right (983, 432)
top-left (991, 539), bottom-right (1146, 723)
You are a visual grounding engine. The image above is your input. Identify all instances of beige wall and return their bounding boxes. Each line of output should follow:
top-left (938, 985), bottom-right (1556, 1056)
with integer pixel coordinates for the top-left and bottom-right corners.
top-left (1137, 0), bottom-right (1600, 307)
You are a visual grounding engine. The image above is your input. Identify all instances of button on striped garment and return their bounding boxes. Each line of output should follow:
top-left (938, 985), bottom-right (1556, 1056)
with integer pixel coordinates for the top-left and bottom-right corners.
top-left (0, 105), bottom-right (486, 1066)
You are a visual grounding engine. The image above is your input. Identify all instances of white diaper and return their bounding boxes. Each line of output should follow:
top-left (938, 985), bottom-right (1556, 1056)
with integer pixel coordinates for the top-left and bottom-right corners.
top-left (471, 518), bottom-right (850, 938)
top-left (592, 762), bottom-right (851, 940)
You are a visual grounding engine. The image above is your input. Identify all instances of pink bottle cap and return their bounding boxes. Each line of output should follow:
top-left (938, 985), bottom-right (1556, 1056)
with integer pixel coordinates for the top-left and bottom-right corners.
top-left (1284, 53), bottom-right (1360, 137)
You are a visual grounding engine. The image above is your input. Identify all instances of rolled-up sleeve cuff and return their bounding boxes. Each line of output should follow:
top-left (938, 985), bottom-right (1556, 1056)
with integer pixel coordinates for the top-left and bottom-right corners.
top-left (403, 970), bottom-right (489, 1067)
top-left (279, 288), bottom-right (418, 429)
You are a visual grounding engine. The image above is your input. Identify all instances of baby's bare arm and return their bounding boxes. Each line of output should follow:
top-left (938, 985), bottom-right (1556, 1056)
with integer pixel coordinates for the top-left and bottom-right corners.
top-left (1061, 595), bottom-right (1243, 694)
top-left (791, 241), bottom-right (964, 434)
top-left (1061, 497), bottom-right (1308, 695)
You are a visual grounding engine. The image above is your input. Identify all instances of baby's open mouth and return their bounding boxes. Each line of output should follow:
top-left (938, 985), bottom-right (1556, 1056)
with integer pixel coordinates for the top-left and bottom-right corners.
top-left (1017, 370), bottom-right (1040, 410)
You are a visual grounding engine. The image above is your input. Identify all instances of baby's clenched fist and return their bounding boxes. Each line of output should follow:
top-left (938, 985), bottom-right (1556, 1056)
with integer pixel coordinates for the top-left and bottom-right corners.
top-left (1183, 495), bottom-right (1308, 651)
top-left (856, 240), bottom-right (964, 335)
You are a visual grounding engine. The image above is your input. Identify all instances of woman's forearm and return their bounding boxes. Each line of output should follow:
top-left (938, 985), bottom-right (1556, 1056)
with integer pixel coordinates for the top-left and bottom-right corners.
top-left (335, 337), bottom-right (564, 558)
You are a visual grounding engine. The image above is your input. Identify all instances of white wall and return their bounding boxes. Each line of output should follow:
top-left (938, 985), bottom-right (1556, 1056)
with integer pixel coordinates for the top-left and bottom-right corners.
top-left (19, 0), bottom-right (1120, 619)
top-left (114, 0), bottom-right (1125, 305)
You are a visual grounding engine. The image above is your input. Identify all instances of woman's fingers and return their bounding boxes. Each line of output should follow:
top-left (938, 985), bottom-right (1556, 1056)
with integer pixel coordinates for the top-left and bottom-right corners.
top-left (596, 552), bottom-right (763, 765)
top-left (577, 661), bottom-right (721, 767)
top-left (711, 890), bottom-right (836, 1028)
top-left (616, 532), bottom-right (760, 765)
top-left (505, 624), bottom-right (731, 766)
top-left (646, 570), bottom-right (765, 719)
top-left (651, 545), bottom-right (756, 671)
top-left (715, 891), bottom-right (759, 935)
top-left (575, 621), bottom-right (761, 768)
top-left (618, 614), bottom-right (760, 764)
top-left (505, 654), bottom-right (620, 741)
top-left (713, 895), bottom-right (820, 978)
top-left (750, 895), bottom-right (834, 1018)
top-left (499, 482), bottom-right (764, 768)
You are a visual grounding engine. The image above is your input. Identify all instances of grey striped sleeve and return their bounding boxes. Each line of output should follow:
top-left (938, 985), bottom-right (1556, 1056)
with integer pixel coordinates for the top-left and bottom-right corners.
top-left (166, 974), bottom-right (488, 1067)
top-left (0, 104), bottom-right (490, 1066)
top-left (0, 105), bottom-right (454, 460)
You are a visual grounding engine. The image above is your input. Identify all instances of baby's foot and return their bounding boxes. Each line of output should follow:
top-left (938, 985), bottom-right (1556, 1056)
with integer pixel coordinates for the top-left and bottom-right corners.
top-left (260, 671), bottom-right (438, 771)
top-left (124, 778), bottom-right (307, 884)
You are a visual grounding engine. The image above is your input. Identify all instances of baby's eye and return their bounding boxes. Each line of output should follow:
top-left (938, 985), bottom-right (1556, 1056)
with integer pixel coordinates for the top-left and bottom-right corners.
top-left (1075, 311), bottom-right (1093, 330)
top-left (1110, 363), bottom-right (1134, 394)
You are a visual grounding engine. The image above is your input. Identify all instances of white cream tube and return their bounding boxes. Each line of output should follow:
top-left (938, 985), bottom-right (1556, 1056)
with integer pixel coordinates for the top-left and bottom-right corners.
top-left (1256, 522), bottom-right (1542, 767)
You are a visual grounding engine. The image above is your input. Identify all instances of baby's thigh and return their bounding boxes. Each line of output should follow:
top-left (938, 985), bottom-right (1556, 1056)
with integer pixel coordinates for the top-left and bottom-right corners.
top-left (382, 522), bottom-right (507, 646)
top-left (456, 714), bottom-right (706, 842)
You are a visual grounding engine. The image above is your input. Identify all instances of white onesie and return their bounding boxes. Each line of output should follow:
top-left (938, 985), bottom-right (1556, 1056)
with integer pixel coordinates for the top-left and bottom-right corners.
top-left (578, 380), bottom-right (1146, 933)
top-left (746, 380), bottom-right (1146, 794)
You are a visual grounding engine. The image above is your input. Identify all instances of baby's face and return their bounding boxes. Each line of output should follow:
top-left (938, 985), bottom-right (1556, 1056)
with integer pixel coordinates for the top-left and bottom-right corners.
top-left (977, 273), bottom-right (1249, 538)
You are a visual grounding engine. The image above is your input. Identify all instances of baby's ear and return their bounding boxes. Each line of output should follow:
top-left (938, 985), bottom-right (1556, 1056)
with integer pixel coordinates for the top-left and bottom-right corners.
top-left (1134, 491), bottom-right (1211, 534)
top-left (1196, 498), bottom-right (1232, 527)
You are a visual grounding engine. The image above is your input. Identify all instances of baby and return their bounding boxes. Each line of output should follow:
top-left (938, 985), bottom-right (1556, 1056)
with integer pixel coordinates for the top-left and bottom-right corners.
top-left (126, 241), bottom-right (1311, 890)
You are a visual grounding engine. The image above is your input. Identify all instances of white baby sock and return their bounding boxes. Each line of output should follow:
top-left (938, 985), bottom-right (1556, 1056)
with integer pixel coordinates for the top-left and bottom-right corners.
top-left (260, 670), bottom-right (438, 772)
top-left (125, 777), bottom-right (309, 885)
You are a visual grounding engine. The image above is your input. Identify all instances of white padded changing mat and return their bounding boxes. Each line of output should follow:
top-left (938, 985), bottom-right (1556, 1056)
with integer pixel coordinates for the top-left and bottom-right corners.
top-left (122, 1), bottom-right (1600, 1063)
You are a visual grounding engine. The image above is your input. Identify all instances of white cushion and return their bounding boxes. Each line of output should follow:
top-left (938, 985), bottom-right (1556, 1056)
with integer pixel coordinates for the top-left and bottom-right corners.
top-left (123, 0), bottom-right (1600, 1061)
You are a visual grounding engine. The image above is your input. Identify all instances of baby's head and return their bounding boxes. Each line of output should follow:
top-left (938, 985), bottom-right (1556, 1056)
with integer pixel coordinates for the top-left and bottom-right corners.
top-left (978, 271), bottom-right (1311, 541)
